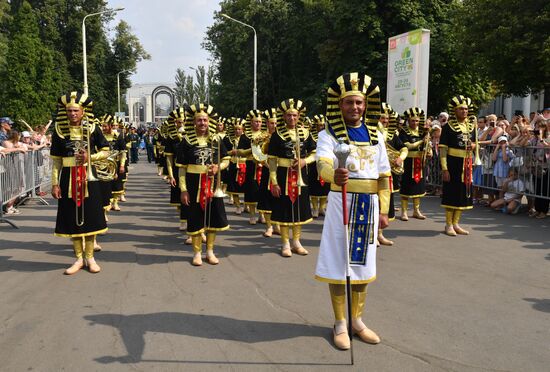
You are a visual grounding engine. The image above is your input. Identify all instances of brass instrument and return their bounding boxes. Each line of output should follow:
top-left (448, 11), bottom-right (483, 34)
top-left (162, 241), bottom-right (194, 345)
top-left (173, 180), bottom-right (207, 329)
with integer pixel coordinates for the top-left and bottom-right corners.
top-left (94, 150), bottom-right (120, 181)
top-left (473, 117), bottom-right (482, 166)
top-left (464, 123), bottom-right (475, 198)
top-left (420, 130), bottom-right (432, 168)
top-left (251, 131), bottom-right (270, 162)
top-left (292, 126), bottom-right (306, 187)
top-left (75, 120), bottom-right (97, 226)
top-left (387, 146), bottom-right (404, 175)
top-left (211, 134), bottom-right (226, 198)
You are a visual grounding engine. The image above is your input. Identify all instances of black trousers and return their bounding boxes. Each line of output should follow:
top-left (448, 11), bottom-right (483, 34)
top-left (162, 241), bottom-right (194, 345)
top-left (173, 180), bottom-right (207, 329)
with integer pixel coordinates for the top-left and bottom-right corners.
top-left (146, 146), bottom-right (155, 163)
top-left (130, 148), bottom-right (139, 163)
top-left (534, 171), bottom-right (550, 214)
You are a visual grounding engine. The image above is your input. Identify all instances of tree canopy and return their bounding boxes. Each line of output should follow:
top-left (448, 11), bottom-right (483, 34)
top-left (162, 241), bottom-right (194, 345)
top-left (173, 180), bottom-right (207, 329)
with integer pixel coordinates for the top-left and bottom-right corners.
top-left (204, 0), bottom-right (547, 117)
top-left (0, 0), bottom-right (150, 128)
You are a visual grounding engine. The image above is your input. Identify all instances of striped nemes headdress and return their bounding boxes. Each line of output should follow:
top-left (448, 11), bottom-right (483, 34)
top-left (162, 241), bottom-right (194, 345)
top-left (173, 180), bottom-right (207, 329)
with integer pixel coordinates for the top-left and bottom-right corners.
top-left (167, 107), bottom-right (186, 140)
top-left (448, 95), bottom-right (473, 111)
top-left (277, 98), bottom-right (306, 130)
top-left (99, 114), bottom-right (116, 125)
top-left (245, 109), bottom-right (264, 137)
top-left (264, 108), bottom-right (278, 121)
top-left (381, 102), bottom-right (399, 140)
top-left (55, 91), bottom-right (94, 138)
top-left (448, 95), bottom-right (477, 132)
top-left (403, 107), bottom-right (427, 136)
top-left (183, 103), bottom-right (218, 145)
top-left (326, 73), bottom-right (381, 144)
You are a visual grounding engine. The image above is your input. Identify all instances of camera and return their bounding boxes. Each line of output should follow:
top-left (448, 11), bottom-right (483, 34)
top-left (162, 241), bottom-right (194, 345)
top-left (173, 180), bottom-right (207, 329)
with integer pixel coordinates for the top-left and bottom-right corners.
top-left (533, 129), bottom-right (540, 135)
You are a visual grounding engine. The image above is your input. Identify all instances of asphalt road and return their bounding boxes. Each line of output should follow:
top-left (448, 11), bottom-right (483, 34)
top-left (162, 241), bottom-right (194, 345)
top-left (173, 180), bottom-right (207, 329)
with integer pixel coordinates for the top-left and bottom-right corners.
top-left (1, 161), bottom-right (549, 372)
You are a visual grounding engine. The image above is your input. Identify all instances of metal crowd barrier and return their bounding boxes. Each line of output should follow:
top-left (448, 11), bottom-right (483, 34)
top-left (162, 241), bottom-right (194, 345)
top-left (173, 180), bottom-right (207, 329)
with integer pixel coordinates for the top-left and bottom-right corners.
top-left (426, 144), bottom-right (550, 201)
top-left (0, 148), bottom-right (51, 229)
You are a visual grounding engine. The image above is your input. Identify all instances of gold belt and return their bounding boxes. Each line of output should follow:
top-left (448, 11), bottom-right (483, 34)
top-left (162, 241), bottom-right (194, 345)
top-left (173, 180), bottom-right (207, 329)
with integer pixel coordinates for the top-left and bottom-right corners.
top-left (62, 157), bottom-right (77, 167)
top-left (277, 158), bottom-right (294, 167)
top-left (187, 164), bottom-right (209, 174)
top-left (448, 148), bottom-right (471, 158)
top-left (330, 178), bottom-right (386, 193)
top-left (407, 151), bottom-right (421, 158)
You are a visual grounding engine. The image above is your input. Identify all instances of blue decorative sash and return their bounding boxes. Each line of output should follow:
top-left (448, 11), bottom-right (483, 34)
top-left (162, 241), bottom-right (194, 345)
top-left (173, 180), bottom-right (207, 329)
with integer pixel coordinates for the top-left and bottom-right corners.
top-left (349, 193), bottom-right (375, 265)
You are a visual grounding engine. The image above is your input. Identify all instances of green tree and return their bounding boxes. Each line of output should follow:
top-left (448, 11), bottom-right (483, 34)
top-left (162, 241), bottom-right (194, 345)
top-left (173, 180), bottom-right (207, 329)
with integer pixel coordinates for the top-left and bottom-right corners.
top-left (0, 1), bottom-right (56, 124)
top-left (0, 0), bottom-right (11, 77)
top-left (459, 0), bottom-right (550, 96)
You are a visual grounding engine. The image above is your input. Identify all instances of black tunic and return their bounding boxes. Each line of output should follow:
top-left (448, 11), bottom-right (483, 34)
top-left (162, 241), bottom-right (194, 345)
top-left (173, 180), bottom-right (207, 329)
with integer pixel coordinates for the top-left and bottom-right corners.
top-left (307, 133), bottom-right (330, 197)
top-left (399, 127), bottom-right (427, 198)
top-left (176, 137), bottom-right (230, 235)
top-left (50, 123), bottom-right (109, 237)
top-left (104, 132), bottom-right (126, 195)
top-left (440, 121), bottom-right (475, 210)
top-left (226, 135), bottom-right (249, 196)
top-left (267, 128), bottom-right (315, 225)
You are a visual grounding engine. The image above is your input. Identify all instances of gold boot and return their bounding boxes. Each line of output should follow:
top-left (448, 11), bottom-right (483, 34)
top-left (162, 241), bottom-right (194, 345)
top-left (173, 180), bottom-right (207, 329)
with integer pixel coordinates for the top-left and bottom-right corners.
top-left (205, 232), bottom-right (219, 265)
top-left (400, 198), bottom-right (409, 221)
top-left (377, 230), bottom-right (394, 246)
top-left (280, 226), bottom-right (292, 257)
top-left (65, 237), bottom-right (85, 275)
top-left (191, 235), bottom-right (203, 266)
top-left (291, 225), bottom-right (308, 255)
top-left (84, 236), bottom-right (101, 273)
top-left (412, 198), bottom-right (426, 219)
top-left (351, 284), bottom-right (380, 344)
top-left (452, 210), bottom-right (469, 235)
top-left (329, 284), bottom-right (350, 350)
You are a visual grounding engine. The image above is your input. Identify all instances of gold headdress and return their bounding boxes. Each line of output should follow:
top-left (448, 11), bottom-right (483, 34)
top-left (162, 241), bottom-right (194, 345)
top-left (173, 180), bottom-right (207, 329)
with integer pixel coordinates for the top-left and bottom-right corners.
top-left (183, 103), bottom-right (218, 145)
top-left (326, 73), bottom-right (381, 144)
top-left (55, 91), bottom-right (94, 138)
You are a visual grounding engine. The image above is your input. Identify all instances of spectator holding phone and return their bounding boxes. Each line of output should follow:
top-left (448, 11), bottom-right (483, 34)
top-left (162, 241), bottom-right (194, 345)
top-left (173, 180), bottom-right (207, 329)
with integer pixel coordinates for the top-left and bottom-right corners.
top-left (492, 135), bottom-right (514, 188)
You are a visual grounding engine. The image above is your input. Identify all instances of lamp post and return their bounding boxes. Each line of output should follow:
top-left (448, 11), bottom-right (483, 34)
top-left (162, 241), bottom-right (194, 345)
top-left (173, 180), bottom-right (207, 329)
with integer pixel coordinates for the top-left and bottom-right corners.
top-left (221, 13), bottom-right (257, 110)
top-left (117, 69), bottom-right (131, 113)
top-left (82, 7), bottom-right (124, 95)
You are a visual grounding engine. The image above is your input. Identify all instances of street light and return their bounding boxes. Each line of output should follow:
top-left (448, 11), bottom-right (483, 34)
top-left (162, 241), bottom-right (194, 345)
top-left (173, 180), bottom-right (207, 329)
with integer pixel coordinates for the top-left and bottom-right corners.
top-left (220, 13), bottom-right (257, 110)
top-left (82, 7), bottom-right (125, 95)
top-left (117, 69), bottom-right (131, 113)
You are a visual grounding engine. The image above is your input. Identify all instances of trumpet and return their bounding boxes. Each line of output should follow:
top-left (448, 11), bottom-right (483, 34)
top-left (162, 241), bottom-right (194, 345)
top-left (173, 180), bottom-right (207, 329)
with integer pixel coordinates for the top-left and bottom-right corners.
top-left (464, 132), bottom-right (474, 198)
top-left (420, 131), bottom-right (432, 168)
top-left (75, 120), bottom-right (97, 226)
top-left (293, 126), bottom-right (306, 187)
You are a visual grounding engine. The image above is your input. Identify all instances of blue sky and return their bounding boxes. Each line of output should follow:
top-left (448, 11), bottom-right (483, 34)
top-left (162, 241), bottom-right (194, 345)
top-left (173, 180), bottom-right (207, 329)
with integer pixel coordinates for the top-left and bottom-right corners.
top-left (108, 0), bottom-right (220, 84)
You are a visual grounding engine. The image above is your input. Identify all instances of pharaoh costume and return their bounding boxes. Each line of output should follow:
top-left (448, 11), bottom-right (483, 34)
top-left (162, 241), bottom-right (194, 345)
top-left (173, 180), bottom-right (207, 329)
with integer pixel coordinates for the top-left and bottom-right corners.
top-left (176, 103), bottom-right (230, 266)
top-left (398, 107), bottom-right (429, 221)
top-left (99, 114), bottom-right (127, 212)
top-left (439, 95), bottom-right (476, 236)
top-left (308, 115), bottom-right (330, 218)
top-left (315, 73), bottom-right (390, 350)
top-left (267, 99), bottom-right (315, 257)
top-left (50, 91), bottom-right (110, 274)
top-left (226, 118), bottom-right (249, 214)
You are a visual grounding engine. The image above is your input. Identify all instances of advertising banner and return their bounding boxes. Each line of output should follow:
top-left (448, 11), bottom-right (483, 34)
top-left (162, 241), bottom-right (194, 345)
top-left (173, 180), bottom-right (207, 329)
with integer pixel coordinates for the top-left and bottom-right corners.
top-left (387, 29), bottom-right (430, 114)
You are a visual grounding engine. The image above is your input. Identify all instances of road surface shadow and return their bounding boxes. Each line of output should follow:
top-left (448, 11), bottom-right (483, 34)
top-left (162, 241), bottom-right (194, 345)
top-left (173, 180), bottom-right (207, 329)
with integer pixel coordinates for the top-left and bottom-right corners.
top-left (85, 312), bottom-right (340, 365)
top-left (0, 255), bottom-right (67, 272)
top-left (523, 298), bottom-right (550, 313)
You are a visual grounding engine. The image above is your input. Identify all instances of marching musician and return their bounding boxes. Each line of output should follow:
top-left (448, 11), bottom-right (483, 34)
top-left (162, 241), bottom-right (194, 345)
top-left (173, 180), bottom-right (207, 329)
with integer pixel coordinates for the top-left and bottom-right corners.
top-left (177, 103), bottom-right (230, 266)
top-left (439, 95), bottom-right (476, 236)
top-left (243, 110), bottom-right (267, 225)
top-left (398, 107), bottom-right (430, 221)
top-left (100, 115), bottom-right (127, 213)
top-left (267, 99), bottom-right (315, 257)
top-left (226, 118), bottom-right (249, 214)
top-left (216, 117), bottom-right (230, 195)
top-left (257, 109), bottom-right (280, 237)
top-left (308, 115), bottom-right (330, 218)
top-left (379, 104), bottom-right (408, 245)
top-left (50, 92), bottom-right (110, 275)
top-left (118, 119), bottom-right (130, 202)
top-left (315, 73), bottom-right (390, 349)
top-left (165, 108), bottom-right (189, 233)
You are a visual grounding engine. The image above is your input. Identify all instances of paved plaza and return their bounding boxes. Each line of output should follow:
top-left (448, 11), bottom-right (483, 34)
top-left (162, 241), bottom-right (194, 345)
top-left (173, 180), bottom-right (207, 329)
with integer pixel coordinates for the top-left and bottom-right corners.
top-left (1, 162), bottom-right (549, 372)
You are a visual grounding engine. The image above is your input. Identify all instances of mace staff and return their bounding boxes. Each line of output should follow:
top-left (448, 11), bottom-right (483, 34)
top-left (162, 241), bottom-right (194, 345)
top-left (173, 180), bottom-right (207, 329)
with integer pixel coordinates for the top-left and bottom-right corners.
top-left (333, 137), bottom-right (353, 365)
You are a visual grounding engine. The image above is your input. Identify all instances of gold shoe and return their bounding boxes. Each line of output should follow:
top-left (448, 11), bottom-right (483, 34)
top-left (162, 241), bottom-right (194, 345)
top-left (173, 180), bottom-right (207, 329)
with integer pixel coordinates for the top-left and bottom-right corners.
top-left (333, 327), bottom-right (350, 350)
top-left (205, 251), bottom-right (219, 265)
top-left (413, 210), bottom-right (426, 219)
top-left (445, 225), bottom-right (457, 236)
top-left (184, 236), bottom-right (192, 245)
top-left (249, 217), bottom-right (257, 225)
top-left (85, 258), bottom-right (101, 273)
top-left (262, 227), bottom-right (273, 237)
top-left (311, 209), bottom-right (319, 218)
top-left (64, 259), bottom-right (84, 275)
top-left (281, 243), bottom-right (292, 257)
top-left (112, 203), bottom-right (121, 211)
top-left (192, 252), bottom-right (202, 266)
top-left (400, 212), bottom-right (409, 221)
top-left (453, 224), bottom-right (469, 235)
top-left (353, 326), bottom-right (380, 344)
top-left (291, 240), bottom-right (308, 255)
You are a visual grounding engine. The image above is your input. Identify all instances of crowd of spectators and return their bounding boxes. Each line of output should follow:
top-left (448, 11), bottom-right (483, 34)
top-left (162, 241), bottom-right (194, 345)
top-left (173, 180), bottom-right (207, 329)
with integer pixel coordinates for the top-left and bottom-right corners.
top-left (1, 117), bottom-right (51, 215)
top-left (420, 107), bottom-right (550, 219)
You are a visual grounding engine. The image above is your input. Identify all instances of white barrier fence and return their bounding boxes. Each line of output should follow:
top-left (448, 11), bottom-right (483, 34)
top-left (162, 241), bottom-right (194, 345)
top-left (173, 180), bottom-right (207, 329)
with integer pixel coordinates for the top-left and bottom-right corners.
top-left (0, 148), bottom-right (51, 228)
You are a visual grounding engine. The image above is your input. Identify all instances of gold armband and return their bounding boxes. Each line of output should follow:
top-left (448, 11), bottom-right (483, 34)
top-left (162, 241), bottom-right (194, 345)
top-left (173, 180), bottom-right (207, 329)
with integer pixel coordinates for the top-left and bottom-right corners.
top-left (268, 157), bottom-right (278, 185)
top-left (317, 157), bottom-right (335, 183)
top-left (166, 154), bottom-right (174, 178)
top-left (178, 166), bottom-right (187, 192)
top-left (439, 146), bottom-right (448, 171)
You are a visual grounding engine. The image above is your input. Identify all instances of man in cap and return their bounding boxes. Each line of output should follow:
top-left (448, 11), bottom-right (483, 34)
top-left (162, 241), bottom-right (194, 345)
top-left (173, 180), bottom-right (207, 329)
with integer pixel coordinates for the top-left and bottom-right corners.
top-left (0, 117), bottom-right (14, 145)
top-left (315, 73), bottom-right (391, 350)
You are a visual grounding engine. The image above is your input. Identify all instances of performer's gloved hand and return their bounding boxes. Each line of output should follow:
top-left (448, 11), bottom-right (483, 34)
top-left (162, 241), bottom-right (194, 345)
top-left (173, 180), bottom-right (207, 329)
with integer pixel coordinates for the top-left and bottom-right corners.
top-left (51, 185), bottom-right (61, 199)
top-left (394, 157), bottom-right (403, 167)
top-left (334, 168), bottom-right (349, 186)
top-left (291, 158), bottom-right (306, 169)
top-left (180, 191), bottom-right (190, 206)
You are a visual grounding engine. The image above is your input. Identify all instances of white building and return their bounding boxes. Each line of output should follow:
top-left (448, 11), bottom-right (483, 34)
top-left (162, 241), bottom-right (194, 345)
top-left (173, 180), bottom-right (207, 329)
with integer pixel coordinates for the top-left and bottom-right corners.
top-left (478, 90), bottom-right (547, 119)
top-left (125, 83), bottom-right (176, 127)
